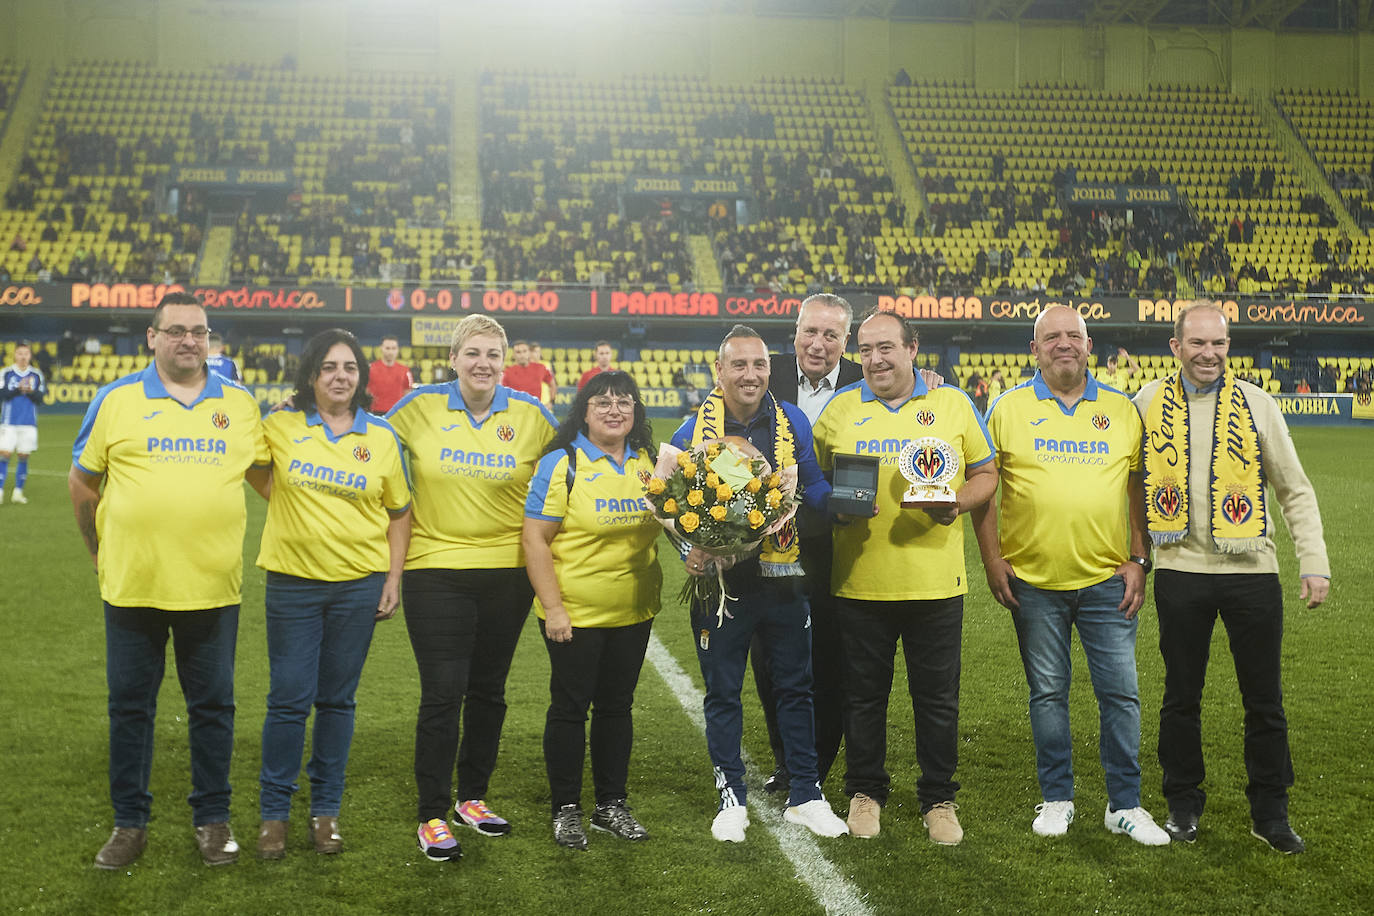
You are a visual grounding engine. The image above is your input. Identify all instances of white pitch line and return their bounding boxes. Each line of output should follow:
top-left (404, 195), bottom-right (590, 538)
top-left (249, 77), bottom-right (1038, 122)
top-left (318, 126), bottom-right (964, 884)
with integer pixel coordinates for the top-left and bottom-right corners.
top-left (645, 634), bottom-right (875, 916)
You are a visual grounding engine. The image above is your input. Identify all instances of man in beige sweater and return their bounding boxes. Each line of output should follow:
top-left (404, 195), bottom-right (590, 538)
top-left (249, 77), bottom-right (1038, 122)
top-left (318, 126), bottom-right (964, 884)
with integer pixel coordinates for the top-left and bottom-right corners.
top-left (1134, 301), bottom-right (1330, 855)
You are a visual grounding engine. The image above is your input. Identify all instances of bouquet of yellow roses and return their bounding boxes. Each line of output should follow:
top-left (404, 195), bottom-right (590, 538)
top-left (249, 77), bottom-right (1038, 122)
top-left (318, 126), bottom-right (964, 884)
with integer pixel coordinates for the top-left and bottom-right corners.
top-left (642, 436), bottom-right (799, 623)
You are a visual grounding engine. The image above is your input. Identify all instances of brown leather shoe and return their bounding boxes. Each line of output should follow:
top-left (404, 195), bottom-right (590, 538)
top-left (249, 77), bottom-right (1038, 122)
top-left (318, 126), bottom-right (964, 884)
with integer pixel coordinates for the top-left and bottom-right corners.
top-left (311, 816), bottom-right (343, 854)
top-left (194, 821), bottom-right (240, 866)
top-left (257, 820), bottom-right (288, 860)
top-left (94, 826), bottom-right (147, 869)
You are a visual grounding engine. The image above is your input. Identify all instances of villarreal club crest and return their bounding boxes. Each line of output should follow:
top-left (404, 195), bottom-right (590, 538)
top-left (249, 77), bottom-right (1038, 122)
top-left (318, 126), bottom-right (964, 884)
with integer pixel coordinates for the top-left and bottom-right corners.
top-left (899, 437), bottom-right (960, 509)
top-left (1153, 477), bottom-right (1183, 520)
top-left (1222, 484), bottom-right (1254, 526)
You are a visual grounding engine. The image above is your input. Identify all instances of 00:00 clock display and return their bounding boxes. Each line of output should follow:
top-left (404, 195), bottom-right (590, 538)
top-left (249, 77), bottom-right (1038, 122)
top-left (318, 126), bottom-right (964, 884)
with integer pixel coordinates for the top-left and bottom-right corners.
top-left (481, 289), bottom-right (560, 312)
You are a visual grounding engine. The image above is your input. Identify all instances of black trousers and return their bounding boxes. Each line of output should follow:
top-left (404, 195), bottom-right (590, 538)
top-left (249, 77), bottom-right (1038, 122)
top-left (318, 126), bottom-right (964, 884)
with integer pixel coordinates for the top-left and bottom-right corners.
top-left (840, 595), bottom-right (963, 812)
top-left (750, 533), bottom-right (845, 784)
top-left (1155, 570), bottom-right (1293, 824)
top-left (402, 567), bottom-right (532, 822)
top-left (541, 618), bottom-right (653, 811)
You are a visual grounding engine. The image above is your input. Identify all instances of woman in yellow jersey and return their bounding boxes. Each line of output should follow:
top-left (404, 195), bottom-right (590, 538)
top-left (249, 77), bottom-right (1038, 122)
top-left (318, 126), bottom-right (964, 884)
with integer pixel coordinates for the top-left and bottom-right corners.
top-left (250, 328), bottom-right (412, 860)
top-left (522, 372), bottom-right (662, 850)
top-left (385, 315), bottom-right (558, 862)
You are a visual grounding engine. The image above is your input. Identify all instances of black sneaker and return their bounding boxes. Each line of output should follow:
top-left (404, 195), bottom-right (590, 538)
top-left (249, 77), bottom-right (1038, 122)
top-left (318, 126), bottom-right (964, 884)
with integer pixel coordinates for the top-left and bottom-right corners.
top-left (553, 804), bottom-right (588, 850)
top-left (1164, 809), bottom-right (1199, 844)
top-left (763, 767), bottom-right (790, 794)
top-left (591, 800), bottom-right (649, 841)
top-left (1252, 820), bottom-right (1305, 854)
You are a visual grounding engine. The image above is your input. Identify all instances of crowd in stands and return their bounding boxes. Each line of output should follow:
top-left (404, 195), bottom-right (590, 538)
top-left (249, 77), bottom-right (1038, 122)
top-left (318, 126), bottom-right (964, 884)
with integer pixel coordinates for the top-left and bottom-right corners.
top-left (0, 62), bottom-right (453, 287)
top-left (478, 116), bottom-right (695, 289)
top-left (1225, 165), bottom-right (1278, 199)
top-left (1329, 161), bottom-right (1374, 229)
top-left (5, 66), bottom-right (1374, 303)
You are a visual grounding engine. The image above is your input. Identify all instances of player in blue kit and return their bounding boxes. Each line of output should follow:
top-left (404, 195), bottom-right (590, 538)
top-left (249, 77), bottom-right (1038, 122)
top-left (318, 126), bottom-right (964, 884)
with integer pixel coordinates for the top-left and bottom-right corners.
top-left (206, 333), bottom-right (241, 382)
top-left (1, 342), bottom-right (46, 504)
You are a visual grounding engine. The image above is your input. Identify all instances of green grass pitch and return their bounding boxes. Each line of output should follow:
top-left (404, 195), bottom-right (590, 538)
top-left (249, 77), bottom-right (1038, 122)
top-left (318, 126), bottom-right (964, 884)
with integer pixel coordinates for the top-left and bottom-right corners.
top-left (0, 417), bottom-right (1370, 914)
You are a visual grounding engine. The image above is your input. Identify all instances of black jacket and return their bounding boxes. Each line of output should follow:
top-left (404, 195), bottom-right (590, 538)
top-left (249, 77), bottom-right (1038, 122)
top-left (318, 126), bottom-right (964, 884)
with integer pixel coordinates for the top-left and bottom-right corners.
top-left (768, 355), bottom-right (863, 408)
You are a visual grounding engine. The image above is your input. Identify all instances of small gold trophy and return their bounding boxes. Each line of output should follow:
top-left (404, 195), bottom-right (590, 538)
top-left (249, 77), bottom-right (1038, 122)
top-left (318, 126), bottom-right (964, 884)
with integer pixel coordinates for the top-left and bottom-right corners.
top-left (898, 437), bottom-right (960, 509)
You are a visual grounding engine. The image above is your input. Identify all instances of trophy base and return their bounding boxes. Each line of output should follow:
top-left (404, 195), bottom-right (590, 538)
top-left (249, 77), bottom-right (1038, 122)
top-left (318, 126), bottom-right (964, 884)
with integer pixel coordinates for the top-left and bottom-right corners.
top-left (901, 486), bottom-right (957, 510)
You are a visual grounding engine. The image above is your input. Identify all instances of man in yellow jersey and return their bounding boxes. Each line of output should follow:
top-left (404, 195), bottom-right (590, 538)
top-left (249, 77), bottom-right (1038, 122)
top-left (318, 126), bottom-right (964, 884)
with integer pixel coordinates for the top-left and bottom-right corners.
top-left (812, 308), bottom-right (997, 845)
top-left (68, 292), bottom-right (269, 870)
top-left (1096, 347), bottom-right (1140, 391)
top-left (971, 305), bottom-right (1168, 846)
top-left (1135, 301), bottom-right (1329, 854)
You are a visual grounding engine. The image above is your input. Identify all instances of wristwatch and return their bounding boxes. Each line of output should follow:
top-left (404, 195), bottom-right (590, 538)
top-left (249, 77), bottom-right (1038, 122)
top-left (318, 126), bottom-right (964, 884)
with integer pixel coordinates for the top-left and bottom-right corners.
top-left (1129, 555), bottom-right (1153, 574)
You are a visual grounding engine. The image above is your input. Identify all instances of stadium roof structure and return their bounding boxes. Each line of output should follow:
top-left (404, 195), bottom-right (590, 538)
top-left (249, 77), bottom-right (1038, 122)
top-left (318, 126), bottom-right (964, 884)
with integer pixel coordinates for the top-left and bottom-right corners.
top-left (743, 0), bottom-right (1374, 30)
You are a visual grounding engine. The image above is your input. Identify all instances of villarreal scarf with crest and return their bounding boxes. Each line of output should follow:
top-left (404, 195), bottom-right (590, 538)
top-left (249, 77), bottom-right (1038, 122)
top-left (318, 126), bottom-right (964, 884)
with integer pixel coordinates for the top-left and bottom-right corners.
top-left (690, 387), bottom-right (803, 576)
top-left (1143, 370), bottom-right (1267, 553)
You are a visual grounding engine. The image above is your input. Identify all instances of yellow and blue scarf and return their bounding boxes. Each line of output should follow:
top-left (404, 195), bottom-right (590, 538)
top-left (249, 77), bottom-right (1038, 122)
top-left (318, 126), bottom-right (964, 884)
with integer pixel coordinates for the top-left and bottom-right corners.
top-left (690, 387), bottom-right (803, 577)
top-left (1143, 370), bottom-right (1267, 553)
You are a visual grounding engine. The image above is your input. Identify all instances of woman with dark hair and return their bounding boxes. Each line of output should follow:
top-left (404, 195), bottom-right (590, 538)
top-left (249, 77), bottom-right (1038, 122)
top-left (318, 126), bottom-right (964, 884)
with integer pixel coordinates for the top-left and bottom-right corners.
top-left (248, 327), bottom-right (411, 859)
top-left (522, 371), bottom-right (662, 850)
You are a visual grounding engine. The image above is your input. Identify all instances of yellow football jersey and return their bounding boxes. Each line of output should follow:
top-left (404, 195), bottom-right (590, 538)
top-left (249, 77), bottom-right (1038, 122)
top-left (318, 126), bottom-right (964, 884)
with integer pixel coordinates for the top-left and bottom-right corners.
top-left (525, 434), bottom-right (662, 628)
top-left (388, 383), bottom-right (556, 569)
top-left (257, 408), bottom-right (411, 581)
top-left (814, 378), bottom-right (994, 601)
top-left (985, 373), bottom-right (1142, 588)
top-left (73, 365), bottom-right (269, 610)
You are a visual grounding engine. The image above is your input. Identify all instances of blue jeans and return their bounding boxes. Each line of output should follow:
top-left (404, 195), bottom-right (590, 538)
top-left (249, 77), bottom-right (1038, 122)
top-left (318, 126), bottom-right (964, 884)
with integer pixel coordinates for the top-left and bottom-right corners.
top-left (105, 603), bottom-right (238, 828)
top-left (692, 575), bottom-right (821, 809)
top-left (1011, 576), bottom-right (1141, 810)
top-left (259, 572), bottom-right (382, 820)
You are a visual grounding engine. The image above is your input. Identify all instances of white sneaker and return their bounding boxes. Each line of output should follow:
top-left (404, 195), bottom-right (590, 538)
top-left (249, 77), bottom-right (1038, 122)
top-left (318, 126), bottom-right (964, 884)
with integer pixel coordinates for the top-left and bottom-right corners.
top-left (1105, 806), bottom-right (1171, 846)
top-left (711, 806), bottom-right (749, 843)
top-left (1032, 800), bottom-right (1075, 837)
top-left (784, 798), bottom-right (849, 838)
top-left (8, 490), bottom-right (24, 504)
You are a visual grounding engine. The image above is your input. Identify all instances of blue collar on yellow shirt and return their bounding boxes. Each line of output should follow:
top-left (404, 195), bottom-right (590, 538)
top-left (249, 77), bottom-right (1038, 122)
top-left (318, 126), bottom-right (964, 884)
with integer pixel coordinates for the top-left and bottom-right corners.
top-left (139, 362), bottom-right (229, 408)
top-left (1032, 369), bottom-right (1099, 415)
top-left (445, 381), bottom-right (510, 427)
top-left (856, 374), bottom-right (929, 411)
top-left (305, 408), bottom-right (368, 442)
top-left (571, 430), bottom-right (635, 473)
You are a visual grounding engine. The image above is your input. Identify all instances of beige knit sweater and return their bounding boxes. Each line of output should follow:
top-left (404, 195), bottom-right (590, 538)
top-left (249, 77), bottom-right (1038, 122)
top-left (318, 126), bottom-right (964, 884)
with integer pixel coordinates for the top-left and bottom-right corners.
top-left (1133, 377), bottom-right (1330, 578)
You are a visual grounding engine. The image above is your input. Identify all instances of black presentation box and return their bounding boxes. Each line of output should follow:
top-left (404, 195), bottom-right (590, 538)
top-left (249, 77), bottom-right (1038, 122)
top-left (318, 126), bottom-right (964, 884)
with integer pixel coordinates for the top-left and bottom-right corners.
top-left (828, 453), bottom-right (880, 517)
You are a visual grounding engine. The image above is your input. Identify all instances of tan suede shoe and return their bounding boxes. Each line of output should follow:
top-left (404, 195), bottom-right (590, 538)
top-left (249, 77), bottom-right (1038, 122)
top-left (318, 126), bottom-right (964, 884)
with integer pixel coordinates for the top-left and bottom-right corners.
top-left (311, 816), bottom-right (343, 854)
top-left (257, 820), bottom-right (287, 860)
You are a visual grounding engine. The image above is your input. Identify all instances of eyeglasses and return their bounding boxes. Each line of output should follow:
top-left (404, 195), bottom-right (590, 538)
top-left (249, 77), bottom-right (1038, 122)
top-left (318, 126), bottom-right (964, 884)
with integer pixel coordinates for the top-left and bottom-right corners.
top-left (589, 396), bottom-right (636, 414)
top-left (153, 325), bottom-right (211, 341)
